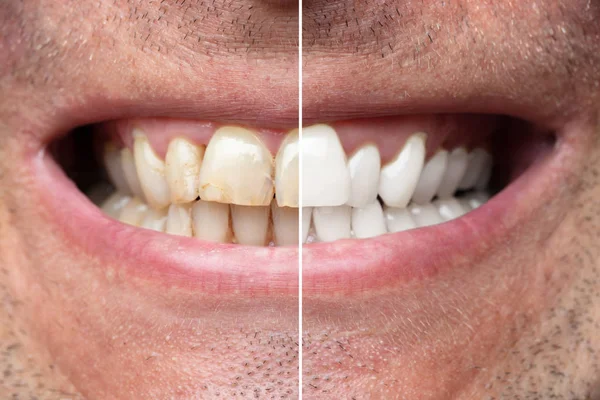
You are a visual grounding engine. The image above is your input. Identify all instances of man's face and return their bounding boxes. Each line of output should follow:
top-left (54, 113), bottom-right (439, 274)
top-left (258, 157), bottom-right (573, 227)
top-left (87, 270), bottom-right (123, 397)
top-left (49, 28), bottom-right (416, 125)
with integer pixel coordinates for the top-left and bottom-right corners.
top-left (1, 0), bottom-right (599, 399)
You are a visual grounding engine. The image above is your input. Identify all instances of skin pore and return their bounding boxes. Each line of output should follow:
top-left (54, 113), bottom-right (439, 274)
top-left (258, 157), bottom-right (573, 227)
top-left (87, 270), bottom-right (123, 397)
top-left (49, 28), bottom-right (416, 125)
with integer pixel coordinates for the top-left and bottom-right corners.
top-left (0, 1), bottom-right (599, 400)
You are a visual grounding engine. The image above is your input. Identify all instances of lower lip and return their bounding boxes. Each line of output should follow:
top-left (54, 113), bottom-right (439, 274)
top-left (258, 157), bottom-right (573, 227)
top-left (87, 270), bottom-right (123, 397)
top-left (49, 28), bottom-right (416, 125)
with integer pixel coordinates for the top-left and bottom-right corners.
top-left (302, 145), bottom-right (563, 294)
top-left (35, 134), bottom-right (563, 296)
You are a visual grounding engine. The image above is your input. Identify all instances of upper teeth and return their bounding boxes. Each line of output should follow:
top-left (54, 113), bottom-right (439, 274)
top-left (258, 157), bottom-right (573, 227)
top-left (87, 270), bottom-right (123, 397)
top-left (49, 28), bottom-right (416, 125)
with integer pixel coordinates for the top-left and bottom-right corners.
top-left (101, 123), bottom-right (493, 245)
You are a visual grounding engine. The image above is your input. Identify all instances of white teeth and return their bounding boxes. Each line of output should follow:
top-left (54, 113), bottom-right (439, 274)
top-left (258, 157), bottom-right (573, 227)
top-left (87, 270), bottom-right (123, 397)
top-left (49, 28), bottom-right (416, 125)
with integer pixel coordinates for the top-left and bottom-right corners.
top-left (379, 133), bottom-right (426, 208)
top-left (118, 197), bottom-right (148, 226)
top-left (408, 203), bottom-right (444, 227)
top-left (103, 143), bottom-right (131, 194)
top-left (462, 192), bottom-right (490, 210)
top-left (346, 145), bottom-right (381, 208)
top-left (198, 126), bottom-right (274, 206)
top-left (271, 203), bottom-right (299, 246)
top-left (384, 206), bottom-right (417, 233)
top-left (302, 125), bottom-right (351, 207)
top-left (351, 201), bottom-right (387, 239)
top-left (475, 152), bottom-right (493, 190)
top-left (302, 207), bottom-right (313, 243)
top-left (140, 208), bottom-right (168, 232)
top-left (312, 205), bottom-right (351, 242)
top-left (411, 150), bottom-right (449, 204)
top-left (434, 198), bottom-right (467, 221)
top-left (275, 131), bottom-right (299, 207)
top-left (436, 147), bottom-right (469, 199)
top-left (191, 200), bottom-right (230, 243)
top-left (165, 203), bottom-right (193, 237)
top-left (121, 148), bottom-right (146, 201)
top-left (165, 138), bottom-right (204, 204)
top-left (133, 132), bottom-right (171, 209)
top-left (101, 192), bottom-right (131, 219)
top-left (458, 148), bottom-right (489, 190)
top-left (231, 205), bottom-right (270, 246)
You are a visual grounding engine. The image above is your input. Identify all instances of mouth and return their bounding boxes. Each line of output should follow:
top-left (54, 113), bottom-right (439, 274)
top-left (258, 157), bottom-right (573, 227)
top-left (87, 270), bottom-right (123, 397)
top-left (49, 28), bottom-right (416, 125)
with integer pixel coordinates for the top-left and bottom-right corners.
top-left (39, 107), bottom-right (561, 295)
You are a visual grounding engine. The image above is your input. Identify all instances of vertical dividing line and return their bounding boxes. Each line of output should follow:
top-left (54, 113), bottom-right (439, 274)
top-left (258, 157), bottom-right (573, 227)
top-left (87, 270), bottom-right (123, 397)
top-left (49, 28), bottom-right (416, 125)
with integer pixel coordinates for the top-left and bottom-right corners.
top-left (298, 0), bottom-right (303, 396)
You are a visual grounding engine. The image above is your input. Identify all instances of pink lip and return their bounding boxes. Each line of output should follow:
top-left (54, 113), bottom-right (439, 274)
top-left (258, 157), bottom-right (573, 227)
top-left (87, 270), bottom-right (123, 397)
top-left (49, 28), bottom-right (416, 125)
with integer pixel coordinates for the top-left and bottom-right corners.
top-left (34, 118), bottom-right (569, 297)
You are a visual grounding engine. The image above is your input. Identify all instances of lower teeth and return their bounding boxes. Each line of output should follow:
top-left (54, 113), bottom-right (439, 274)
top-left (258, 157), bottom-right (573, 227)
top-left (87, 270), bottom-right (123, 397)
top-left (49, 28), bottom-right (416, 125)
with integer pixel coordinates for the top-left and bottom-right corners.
top-left (303, 191), bottom-right (490, 243)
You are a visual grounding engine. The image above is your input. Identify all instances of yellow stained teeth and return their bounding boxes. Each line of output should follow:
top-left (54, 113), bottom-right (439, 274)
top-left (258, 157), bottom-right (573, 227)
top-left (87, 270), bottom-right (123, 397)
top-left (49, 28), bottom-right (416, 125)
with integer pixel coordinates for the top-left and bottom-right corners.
top-left (198, 126), bottom-right (274, 206)
top-left (165, 138), bottom-right (205, 204)
top-left (275, 130), bottom-right (299, 207)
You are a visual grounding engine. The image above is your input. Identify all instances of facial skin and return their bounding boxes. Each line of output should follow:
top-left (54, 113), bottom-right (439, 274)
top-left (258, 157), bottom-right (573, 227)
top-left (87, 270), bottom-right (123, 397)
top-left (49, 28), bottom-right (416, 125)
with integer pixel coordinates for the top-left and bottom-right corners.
top-left (0, 0), bottom-right (298, 398)
top-left (0, 1), bottom-right (599, 400)
top-left (302, 0), bottom-right (600, 398)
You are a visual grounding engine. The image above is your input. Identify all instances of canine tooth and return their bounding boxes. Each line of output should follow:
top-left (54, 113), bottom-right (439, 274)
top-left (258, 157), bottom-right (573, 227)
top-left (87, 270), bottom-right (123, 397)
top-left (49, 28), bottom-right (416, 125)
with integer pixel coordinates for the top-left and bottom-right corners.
top-left (302, 207), bottom-right (313, 243)
top-left (134, 132), bottom-right (171, 210)
top-left (165, 138), bottom-right (204, 204)
top-left (436, 147), bottom-right (469, 199)
top-left (118, 197), bottom-right (148, 226)
top-left (198, 126), bottom-right (274, 206)
top-left (231, 205), bottom-right (270, 246)
top-left (275, 131), bottom-right (299, 207)
top-left (379, 134), bottom-right (426, 208)
top-left (409, 203), bottom-right (444, 227)
top-left (313, 205), bottom-right (351, 242)
top-left (302, 125), bottom-right (351, 207)
top-left (412, 150), bottom-right (448, 204)
top-left (346, 145), bottom-right (381, 208)
top-left (384, 206), bottom-right (417, 233)
top-left (101, 192), bottom-right (131, 219)
top-left (121, 148), bottom-right (146, 201)
top-left (458, 148), bottom-right (489, 190)
top-left (434, 198), bottom-right (467, 221)
top-left (351, 202), bottom-right (387, 239)
top-left (271, 203), bottom-right (299, 246)
top-left (192, 200), bottom-right (230, 243)
top-left (475, 153), bottom-right (493, 190)
top-left (165, 203), bottom-right (193, 237)
top-left (140, 208), bottom-right (168, 232)
top-left (103, 143), bottom-right (131, 194)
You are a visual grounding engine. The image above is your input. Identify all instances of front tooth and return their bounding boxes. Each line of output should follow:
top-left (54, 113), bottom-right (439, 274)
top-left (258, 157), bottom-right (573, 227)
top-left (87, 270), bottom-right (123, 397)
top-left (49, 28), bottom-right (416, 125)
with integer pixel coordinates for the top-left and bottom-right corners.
top-left (436, 147), bottom-right (469, 199)
top-left (434, 198), bottom-right (467, 221)
top-left (411, 150), bottom-right (448, 204)
top-left (271, 203), bottom-right (299, 246)
top-left (346, 145), bottom-right (381, 208)
top-left (275, 131), bottom-right (299, 207)
top-left (458, 148), bottom-right (489, 190)
top-left (231, 205), bottom-right (270, 246)
top-left (133, 131), bottom-right (171, 210)
top-left (379, 134), bottom-right (426, 208)
top-left (121, 148), bottom-right (146, 201)
top-left (384, 207), bottom-right (417, 233)
top-left (103, 143), bottom-right (131, 194)
top-left (118, 197), bottom-right (148, 226)
top-left (140, 208), bottom-right (168, 232)
top-left (198, 126), bottom-right (274, 206)
top-left (302, 124), bottom-right (351, 207)
top-left (408, 203), bottom-right (444, 227)
top-left (302, 207), bottom-right (313, 243)
top-left (351, 201), bottom-right (387, 239)
top-left (191, 200), bottom-right (230, 243)
top-left (101, 192), bottom-right (131, 219)
top-left (165, 203), bottom-right (193, 237)
top-left (312, 205), bottom-right (351, 242)
top-left (165, 138), bottom-right (205, 204)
